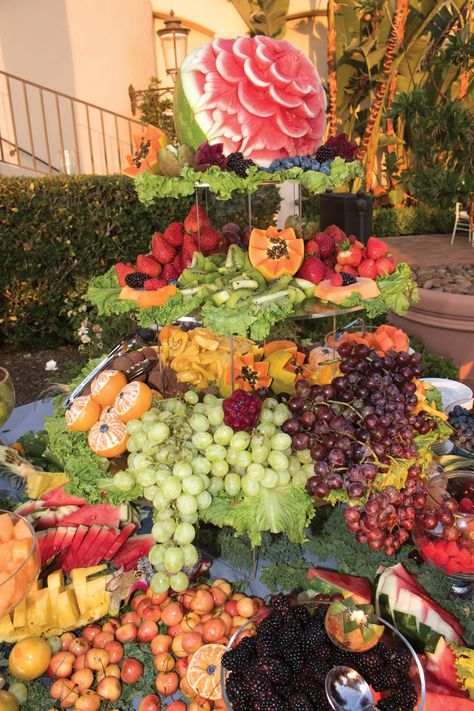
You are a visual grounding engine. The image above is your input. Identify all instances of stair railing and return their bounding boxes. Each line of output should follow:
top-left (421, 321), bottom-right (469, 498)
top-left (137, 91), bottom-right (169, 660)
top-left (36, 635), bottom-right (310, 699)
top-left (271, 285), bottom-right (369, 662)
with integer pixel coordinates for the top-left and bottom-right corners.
top-left (0, 70), bottom-right (144, 175)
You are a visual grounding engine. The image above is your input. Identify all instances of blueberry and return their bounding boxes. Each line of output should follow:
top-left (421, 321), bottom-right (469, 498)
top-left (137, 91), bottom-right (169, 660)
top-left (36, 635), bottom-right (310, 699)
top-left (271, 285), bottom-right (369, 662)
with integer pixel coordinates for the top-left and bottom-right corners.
top-left (282, 159), bottom-right (292, 169)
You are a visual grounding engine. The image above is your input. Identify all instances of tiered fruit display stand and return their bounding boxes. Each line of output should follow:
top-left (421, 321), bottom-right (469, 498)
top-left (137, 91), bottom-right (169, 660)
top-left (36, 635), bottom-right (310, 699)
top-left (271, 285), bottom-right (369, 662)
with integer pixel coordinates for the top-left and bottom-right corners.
top-left (1, 35), bottom-right (474, 711)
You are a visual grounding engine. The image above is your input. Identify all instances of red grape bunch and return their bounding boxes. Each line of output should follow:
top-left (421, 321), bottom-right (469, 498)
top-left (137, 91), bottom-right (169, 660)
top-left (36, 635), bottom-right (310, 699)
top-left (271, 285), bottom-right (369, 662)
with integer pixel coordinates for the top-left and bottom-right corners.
top-left (282, 344), bottom-right (434, 555)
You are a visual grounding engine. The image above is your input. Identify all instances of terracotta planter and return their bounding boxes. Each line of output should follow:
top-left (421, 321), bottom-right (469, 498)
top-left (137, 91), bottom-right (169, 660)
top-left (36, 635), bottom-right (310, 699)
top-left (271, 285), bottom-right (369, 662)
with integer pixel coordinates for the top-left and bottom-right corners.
top-left (390, 288), bottom-right (474, 388)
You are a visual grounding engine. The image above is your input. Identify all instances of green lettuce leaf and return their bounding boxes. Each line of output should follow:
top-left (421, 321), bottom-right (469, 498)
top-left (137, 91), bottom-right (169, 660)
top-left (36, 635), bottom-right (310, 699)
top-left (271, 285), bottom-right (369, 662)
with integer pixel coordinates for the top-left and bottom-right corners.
top-left (201, 486), bottom-right (315, 547)
top-left (85, 267), bottom-right (136, 317)
top-left (44, 411), bottom-right (110, 504)
top-left (137, 292), bottom-right (204, 327)
top-left (201, 297), bottom-right (294, 340)
top-left (375, 263), bottom-right (419, 315)
top-left (134, 159), bottom-right (363, 205)
top-left (450, 643), bottom-right (474, 699)
top-left (425, 385), bottom-right (443, 410)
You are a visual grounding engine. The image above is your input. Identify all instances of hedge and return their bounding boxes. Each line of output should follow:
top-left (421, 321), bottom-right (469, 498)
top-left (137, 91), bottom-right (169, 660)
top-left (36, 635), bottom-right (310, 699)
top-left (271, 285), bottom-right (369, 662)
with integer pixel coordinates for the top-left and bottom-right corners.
top-left (0, 175), bottom-right (280, 346)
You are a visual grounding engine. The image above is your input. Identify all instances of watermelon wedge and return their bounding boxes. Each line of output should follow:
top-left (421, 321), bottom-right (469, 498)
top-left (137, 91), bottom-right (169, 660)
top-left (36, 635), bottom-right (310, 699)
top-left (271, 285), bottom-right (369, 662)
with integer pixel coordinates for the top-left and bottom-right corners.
top-left (92, 527), bottom-right (120, 565)
top-left (56, 503), bottom-right (122, 529)
top-left (424, 638), bottom-right (467, 695)
top-left (59, 526), bottom-right (89, 573)
top-left (112, 534), bottom-right (154, 571)
top-left (375, 564), bottom-right (464, 648)
top-left (40, 486), bottom-right (85, 507)
top-left (14, 500), bottom-right (45, 516)
top-left (72, 525), bottom-right (103, 568)
top-left (37, 526), bottom-right (77, 565)
top-left (306, 567), bottom-right (371, 604)
top-left (30, 505), bottom-right (80, 530)
top-left (103, 523), bottom-right (136, 562)
top-left (424, 692), bottom-right (474, 710)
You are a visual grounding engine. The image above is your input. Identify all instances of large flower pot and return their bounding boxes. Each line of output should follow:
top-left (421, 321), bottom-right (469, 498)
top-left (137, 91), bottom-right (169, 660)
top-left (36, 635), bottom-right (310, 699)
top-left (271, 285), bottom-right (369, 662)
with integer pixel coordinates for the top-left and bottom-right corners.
top-left (390, 288), bottom-right (474, 388)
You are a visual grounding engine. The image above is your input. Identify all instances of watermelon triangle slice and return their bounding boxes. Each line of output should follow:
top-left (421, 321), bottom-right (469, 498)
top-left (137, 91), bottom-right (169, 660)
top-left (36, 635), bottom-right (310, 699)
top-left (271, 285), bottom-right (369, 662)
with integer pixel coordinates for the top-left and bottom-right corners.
top-left (73, 525), bottom-right (103, 568)
top-left (307, 567), bottom-right (372, 605)
top-left (103, 523), bottom-right (136, 562)
top-left (40, 486), bottom-right (86, 507)
top-left (112, 534), bottom-right (154, 571)
top-left (59, 526), bottom-right (89, 574)
top-left (56, 503), bottom-right (122, 529)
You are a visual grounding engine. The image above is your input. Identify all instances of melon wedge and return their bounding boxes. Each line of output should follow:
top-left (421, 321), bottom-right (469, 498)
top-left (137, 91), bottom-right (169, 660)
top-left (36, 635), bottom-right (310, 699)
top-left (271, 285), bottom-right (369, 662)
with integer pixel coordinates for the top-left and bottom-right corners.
top-left (314, 277), bottom-right (380, 304)
top-left (306, 567), bottom-right (371, 604)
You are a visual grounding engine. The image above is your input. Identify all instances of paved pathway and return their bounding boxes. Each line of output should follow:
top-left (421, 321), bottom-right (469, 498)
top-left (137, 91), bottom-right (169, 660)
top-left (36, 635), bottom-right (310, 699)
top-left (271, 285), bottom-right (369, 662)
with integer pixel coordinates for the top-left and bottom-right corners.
top-left (385, 233), bottom-right (474, 268)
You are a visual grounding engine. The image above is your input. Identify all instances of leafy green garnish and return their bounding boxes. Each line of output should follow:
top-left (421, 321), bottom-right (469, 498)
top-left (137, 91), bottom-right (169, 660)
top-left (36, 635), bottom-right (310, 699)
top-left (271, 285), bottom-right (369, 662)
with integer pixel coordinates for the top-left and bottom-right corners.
top-left (338, 263), bottom-right (419, 317)
top-left (4, 674), bottom-right (51, 711)
top-left (425, 384), bottom-right (443, 411)
top-left (85, 267), bottom-right (136, 317)
top-left (44, 411), bottom-right (109, 504)
top-left (135, 160), bottom-right (362, 205)
top-left (112, 641), bottom-right (157, 709)
top-left (201, 297), bottom-right (294, 341)
top-left (200, 486), bottom-right (315, 547)
top-left (137, 292), bottom-right (204, 327)
top-left (451, 643), bottom-right (474, 699)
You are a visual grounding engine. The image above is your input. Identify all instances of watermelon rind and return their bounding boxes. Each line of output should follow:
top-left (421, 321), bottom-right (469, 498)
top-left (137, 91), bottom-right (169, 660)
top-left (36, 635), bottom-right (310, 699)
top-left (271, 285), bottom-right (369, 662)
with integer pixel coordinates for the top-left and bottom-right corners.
top-left (307, 567), bottom-right (372, 605)
top-left (112, 534), bottom-right (154, 571)
top-left (174, 71), bottom-right (207, 150)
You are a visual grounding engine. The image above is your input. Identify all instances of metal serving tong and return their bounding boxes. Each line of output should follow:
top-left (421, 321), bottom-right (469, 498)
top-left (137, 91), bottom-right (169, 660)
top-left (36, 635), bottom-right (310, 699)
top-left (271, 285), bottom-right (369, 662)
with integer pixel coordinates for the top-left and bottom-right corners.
top-left (62, 327), bottom-right (158, 409)
top-left (334, 317), bottom-right (366, 340)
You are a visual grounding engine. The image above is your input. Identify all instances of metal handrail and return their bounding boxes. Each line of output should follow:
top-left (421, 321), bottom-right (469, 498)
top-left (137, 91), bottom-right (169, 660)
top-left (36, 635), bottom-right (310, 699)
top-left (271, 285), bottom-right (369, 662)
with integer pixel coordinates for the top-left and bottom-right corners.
top-left (0, 69), bottom-right (144, 176)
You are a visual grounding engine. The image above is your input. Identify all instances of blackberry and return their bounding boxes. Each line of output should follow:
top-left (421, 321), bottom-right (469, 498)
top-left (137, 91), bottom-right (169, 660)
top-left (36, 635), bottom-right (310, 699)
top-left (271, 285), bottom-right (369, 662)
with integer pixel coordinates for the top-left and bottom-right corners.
top-left (258, 610), bottom-right (284, 637)
top-left (281, 618), bottom-right (301, 643)
top-left (247, 674), bottom-right (274, 699)
top-left (301, 624), bottom-right (328, 655)
top-left (226, 151), bottom-right (255, 177)
top-left (291, 605), bottom-right (311, 625)
top-left (256, 693), bottom-right (286, 711)
top-left (315, 144), bottom-right (335, 163)
top-left (371, 666), bottom-right (401, 692)
top-left (288, 692), bottom-right (313, 711)
top-left (377, 700), bottom-right (400, 711)
top-left (390, 679), bottom-right (418, 709)
top-left (283, 645), bottom-right (305, 673)
top-left (268, 593), bottom-right (293, 616)
top-left (303, 657), bottom-right (332, 685)
top-left (222, 636), bottom-right (255, 671)
top-left (382, 646), bottom-right (412, 674)
top-left (310, 604), bottom-right (327, 627)
top-left (124, 271), bottom-right (150, 289)
top-left (267, 660), bottom-right (292, 687)
top-left (341, 272), bottom-right (357, 285)
top-left (255, 637), bottom-right (275, 656)
top-left (306, 683), bottom-right (332, 709)
top-left (352, 650), bottom-right (383, 682)
top-left (226, 672), bottom-right (251, 706)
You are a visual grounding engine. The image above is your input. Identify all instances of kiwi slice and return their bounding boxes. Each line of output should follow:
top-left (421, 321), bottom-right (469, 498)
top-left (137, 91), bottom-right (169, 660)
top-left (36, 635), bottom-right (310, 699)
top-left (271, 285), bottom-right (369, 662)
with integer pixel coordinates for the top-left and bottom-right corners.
top-left (225, 288), bottom-right (256, 309)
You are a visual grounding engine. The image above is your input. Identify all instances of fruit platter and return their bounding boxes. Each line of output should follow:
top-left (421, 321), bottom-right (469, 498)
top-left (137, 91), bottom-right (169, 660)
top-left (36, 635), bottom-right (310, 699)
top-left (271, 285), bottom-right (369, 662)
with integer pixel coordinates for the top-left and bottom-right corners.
top-left (2, 33), bottom-right (474, 711)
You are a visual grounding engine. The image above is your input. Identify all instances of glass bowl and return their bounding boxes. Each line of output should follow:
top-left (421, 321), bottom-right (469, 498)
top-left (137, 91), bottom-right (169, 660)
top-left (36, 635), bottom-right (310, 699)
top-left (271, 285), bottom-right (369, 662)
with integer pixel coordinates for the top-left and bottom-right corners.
top-left (0, 509), bottom-right (40, 619)
top-left (412, 471), bottom-right (474, 583)
top-left (445, 400), bottom-right (474, 459)
top-left (220, 600), bottom-right (426, 711)
top-left (0, 367), bottom-right (15, 428)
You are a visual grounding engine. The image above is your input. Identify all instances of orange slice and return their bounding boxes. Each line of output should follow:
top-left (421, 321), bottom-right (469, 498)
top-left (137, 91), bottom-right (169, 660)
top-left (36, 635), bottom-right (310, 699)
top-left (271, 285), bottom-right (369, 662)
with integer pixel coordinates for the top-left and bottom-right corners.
top-left (65, 396), bottom-right (101, 432)
top-left (88, 417), bottom-right (129, 458)
top-left (114, 381), bottom-right (153, 423)
top-left (187, 643), bottom-right (226, 701)
top-left (91, 370), bottom-right (127, 407)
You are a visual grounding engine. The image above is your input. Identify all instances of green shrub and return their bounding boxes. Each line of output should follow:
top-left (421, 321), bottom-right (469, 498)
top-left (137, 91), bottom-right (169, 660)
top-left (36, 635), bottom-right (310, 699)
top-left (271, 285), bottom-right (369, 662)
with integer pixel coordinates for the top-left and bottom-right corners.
top-left (373, 204), bottom-right (454, 237)
top-left (0, 175), bottom-right (280, 347)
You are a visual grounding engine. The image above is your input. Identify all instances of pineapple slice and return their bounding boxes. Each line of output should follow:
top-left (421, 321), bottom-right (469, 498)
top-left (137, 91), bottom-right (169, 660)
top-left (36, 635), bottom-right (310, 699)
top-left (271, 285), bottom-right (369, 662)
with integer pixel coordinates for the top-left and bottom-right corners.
top-left (56, 589), bottom-right (80, 629)
top-left (13, 598), bottom-right (27, 628)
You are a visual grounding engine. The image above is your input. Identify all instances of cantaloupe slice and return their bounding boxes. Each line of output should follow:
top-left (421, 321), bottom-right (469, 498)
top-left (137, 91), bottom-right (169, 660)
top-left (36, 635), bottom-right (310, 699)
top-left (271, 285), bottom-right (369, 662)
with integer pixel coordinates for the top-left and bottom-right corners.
top-left (13, 518), bottom-right (33, 541)
top-left (314, 277), bottom-right (380, 305)
top-left (119, 284), bottom-right (177, 309)
top-left (0, 513), bottom-right (14, 543)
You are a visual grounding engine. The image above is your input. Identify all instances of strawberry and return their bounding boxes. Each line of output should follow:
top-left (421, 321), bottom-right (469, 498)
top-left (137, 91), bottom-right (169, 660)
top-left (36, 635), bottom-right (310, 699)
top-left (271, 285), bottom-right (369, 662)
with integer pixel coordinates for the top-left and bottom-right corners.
top-left (324, 224), bottom-right (346, 243)
top-left (376, 255), bottom-right (395, 275)
top-left (173, 252), bottom-right (183, 274)
top-left (358, 258), bottom-right (378, 279)
top-left (196, 226), bottom-right (221, 254)
top-left (151, 232), bottom-right (176, 264)
top-left (330, 273), bottom-right (343, 286)
top-left (182, 233), bottom-right (199, 267)
top-left (115, 262), bottom-right (135, 287)
top-left (184, 204), bottom-right (209, 233)
top-left (366, 236), bottom-right (389, 260)
top-left (336, 241), bottom-right (362, 268)
top-left (348, 235), bottom-right (365, 249)
top-left (136, 254), bottom-right (162, 278)
top-left (296, 257), bottom-right (325, 284)
top-left (315, 232), bottom-right (335, 258)
top-left (163, 222), bottom-right (184, 248)
top-left (162, 263), bottom-right (179, 282)
top-left (323, 265), bottom-right (335, 280)
top-left (341, 265), bottom-right (358, 277)
top-left (305, 240), bottom-right (320, 257)
top-left (144, 277), bottom-right (167, 291)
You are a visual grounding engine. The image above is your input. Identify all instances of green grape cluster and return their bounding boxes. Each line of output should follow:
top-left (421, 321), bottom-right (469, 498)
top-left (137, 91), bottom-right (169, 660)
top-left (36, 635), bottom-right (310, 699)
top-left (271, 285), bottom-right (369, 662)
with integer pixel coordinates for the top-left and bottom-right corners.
top-left (122, 392), bottom-right (314, 593)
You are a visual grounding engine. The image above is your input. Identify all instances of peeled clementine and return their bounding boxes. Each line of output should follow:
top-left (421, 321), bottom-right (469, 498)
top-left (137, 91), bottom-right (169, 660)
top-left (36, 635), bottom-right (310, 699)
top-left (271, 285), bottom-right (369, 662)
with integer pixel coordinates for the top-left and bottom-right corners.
top-left (91, 370), bottom-right (127, 407)
top-left (66, 396), bottom-right (101, 432)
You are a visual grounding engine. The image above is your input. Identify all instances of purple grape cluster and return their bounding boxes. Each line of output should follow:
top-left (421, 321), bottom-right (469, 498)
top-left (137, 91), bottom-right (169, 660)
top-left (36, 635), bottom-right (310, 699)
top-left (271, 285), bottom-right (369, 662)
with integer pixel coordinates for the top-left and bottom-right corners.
top-left (282, 344), bottom-right (433, 555)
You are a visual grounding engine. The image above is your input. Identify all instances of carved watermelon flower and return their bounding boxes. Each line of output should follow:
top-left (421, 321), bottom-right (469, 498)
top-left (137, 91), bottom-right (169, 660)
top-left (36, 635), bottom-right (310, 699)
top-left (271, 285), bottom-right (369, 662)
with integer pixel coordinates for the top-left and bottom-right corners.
top-left (174, 36), bottom-right (327, 166)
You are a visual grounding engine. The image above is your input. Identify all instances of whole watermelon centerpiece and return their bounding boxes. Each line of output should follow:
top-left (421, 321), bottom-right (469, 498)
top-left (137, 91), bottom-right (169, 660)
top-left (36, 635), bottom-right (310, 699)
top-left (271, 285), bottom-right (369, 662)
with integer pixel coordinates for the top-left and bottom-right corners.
top-left (174, 36), bottom-right (327, 166)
